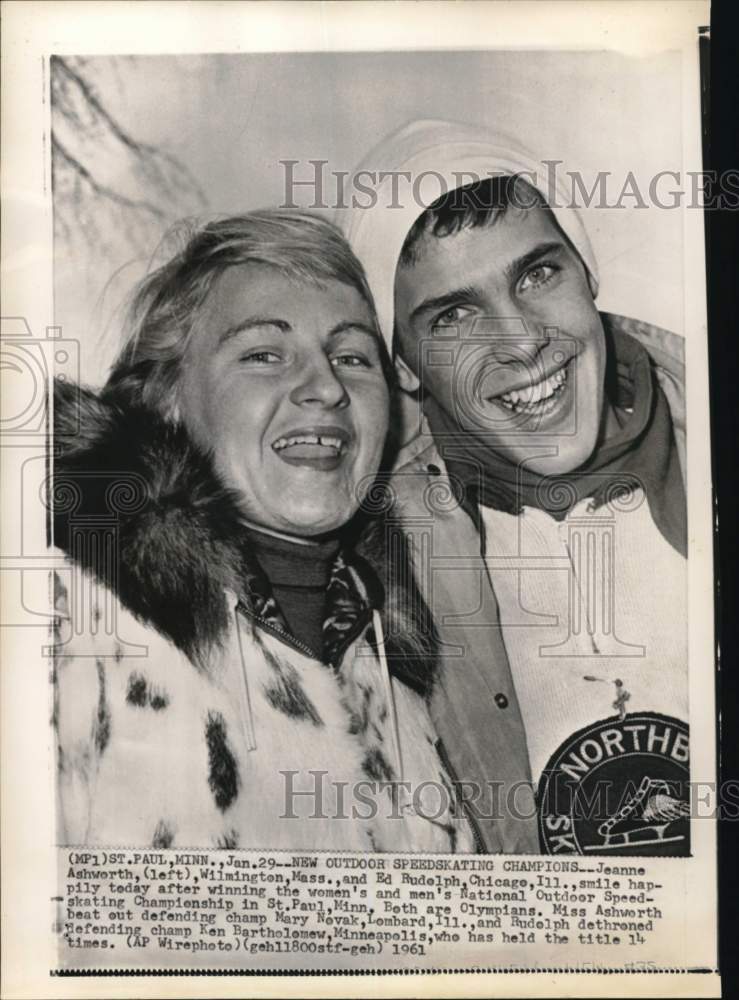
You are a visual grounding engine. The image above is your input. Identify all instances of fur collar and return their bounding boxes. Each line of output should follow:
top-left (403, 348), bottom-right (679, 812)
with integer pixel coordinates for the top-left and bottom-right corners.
top-left (51, 378), bottom-right (437, 694)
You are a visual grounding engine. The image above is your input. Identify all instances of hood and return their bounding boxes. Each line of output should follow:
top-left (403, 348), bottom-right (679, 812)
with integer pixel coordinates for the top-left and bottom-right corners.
top-left (335, 118), bottom-right (599, 349)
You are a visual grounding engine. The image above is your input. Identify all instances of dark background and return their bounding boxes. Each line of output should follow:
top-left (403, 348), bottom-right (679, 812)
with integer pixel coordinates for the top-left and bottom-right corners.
top-left (708, 1), bottom-right (738, 996)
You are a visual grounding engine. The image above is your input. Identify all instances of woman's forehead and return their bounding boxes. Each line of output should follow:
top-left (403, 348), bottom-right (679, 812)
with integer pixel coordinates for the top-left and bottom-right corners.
top-left (192, 263), bottom-right (378, 348)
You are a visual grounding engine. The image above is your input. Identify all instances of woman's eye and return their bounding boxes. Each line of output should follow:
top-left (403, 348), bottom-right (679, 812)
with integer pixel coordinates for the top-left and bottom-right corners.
top-left (239, 350), bottom-right (281, 364)
top-left (519, 263), bottom-right (557, 292)
top-left (331, 353), bottom-right (370, 368)
top-left (433, 305), bottom-right (471, 328)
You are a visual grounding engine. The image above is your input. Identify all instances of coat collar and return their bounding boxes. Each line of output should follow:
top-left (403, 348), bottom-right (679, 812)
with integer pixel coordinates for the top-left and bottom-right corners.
top-left (52, 378), bottom-right (437, 693)
top-left (237, 539), bottom-right (373, 668)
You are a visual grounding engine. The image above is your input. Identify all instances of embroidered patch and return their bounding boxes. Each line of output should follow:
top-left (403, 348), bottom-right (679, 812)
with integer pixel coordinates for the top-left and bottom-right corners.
top-left (537, 712), bottom-right (690, 856)
top-left (205, 711), bottom-right (239, 812)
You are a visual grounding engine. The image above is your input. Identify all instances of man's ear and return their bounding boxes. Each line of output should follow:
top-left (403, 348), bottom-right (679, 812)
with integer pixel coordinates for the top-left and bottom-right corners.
top-left (394, 354), bottom-right (420, 392)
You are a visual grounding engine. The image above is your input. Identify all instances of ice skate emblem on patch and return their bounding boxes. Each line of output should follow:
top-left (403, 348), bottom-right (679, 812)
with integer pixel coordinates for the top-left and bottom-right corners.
top-left (538, 713), bottom-right (690, 856)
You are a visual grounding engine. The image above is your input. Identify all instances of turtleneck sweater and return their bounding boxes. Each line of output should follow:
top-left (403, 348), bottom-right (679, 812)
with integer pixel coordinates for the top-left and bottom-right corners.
top-left (245, 527), bottom-right (340, 658)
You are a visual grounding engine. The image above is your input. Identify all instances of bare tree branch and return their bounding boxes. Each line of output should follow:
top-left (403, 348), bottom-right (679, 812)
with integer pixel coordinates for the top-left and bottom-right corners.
top-left (52, 134), bottom-right (168, 221)
top-left (51, 56), bottom-right (208, 262)
top-left (51, 57), bottom-right (204, 201)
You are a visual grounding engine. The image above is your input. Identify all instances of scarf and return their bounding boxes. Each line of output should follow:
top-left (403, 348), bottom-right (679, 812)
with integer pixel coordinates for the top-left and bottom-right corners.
top-left (245, 527), bottom-right (340, 658)
top-left (425, 329), bottom-right (686, 557)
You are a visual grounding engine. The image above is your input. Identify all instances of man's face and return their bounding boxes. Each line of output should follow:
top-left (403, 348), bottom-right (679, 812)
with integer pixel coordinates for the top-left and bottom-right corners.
top-left (394, 203), bottom-right (607, 475)
top-left (178, 263), bottom-right (389, 536)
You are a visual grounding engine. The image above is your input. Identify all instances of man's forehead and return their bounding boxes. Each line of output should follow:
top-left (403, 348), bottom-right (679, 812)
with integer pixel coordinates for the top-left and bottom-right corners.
top-left (394, 205), bottom-right (566, 309)
top-left (401, 202), bottom-right (561, 273)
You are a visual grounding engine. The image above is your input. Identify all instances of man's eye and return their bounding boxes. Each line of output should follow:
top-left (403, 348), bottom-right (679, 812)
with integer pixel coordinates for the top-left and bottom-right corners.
top-left (239, 350), bottom-right (281, 364)
top-left (519, 263), bottom-right (558, 292)
top-left (433, 305), bottom-right (472, 328)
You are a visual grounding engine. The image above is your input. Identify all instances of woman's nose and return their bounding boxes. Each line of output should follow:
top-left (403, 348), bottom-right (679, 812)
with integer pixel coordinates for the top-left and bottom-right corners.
top-left (289, 356), bottom-right (349, 408)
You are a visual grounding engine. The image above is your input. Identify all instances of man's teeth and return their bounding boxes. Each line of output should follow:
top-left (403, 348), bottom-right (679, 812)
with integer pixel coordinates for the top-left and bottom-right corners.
top-left (497, 366), bottom-right (567, 413)
top-left (273, 433), bottom-right (345, 452)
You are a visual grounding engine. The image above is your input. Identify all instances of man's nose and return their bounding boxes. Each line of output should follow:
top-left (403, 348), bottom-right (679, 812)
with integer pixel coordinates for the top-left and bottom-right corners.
top-left (289, 356), bottom-right (349, 408)
top-left (472, 314), bottom-right (552, 366)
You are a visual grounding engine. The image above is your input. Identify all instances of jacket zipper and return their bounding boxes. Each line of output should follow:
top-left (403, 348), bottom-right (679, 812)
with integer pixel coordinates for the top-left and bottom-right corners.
top-left (236, 601), bottom-right (319, 660)
top-left (235, 600), bottom-right (372, 667)
top-left (435, 737), bottom-right (487, 854)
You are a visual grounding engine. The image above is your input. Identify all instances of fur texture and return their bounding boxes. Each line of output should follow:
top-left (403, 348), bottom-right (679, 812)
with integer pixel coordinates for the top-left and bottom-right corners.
top-left (52, 378), bottom-right (437, 692)
top-left (50, 379), bottom-right (479, 851)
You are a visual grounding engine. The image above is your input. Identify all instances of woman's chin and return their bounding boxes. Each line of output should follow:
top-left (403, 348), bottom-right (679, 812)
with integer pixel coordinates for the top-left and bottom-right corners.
top-left (271, 505), bottom-right (356, 539)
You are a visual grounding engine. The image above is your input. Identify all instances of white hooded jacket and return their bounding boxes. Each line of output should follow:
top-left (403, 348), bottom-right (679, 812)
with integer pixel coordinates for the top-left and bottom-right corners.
top-left (335, 119), bottom-right (688, 855)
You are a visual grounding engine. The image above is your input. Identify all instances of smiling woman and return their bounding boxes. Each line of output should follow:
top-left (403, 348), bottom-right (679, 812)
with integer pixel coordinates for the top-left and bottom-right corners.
top-left (50, 210), bottom-right (477, 853)
top-left (177, 262), bottom-right (389, 537)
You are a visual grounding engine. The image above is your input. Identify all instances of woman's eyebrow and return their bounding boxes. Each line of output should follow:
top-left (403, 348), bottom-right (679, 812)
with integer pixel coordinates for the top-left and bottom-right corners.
top-left (217, 317), bottom-right (290, 347)
top-left (328, 321), bottom-right (379, 339)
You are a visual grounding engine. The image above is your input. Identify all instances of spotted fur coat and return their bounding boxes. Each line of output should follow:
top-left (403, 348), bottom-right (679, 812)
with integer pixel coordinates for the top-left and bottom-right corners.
top-left (50, 380), bottom-right (476, 853)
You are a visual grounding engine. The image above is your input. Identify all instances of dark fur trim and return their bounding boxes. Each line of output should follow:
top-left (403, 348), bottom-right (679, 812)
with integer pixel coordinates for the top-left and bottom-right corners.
top-left (362, 746), bottom-right (394, 783)
top-left (126, 673), bottom-right (148, 707)
top-left (149, 689), bottom-right (169, 711)
top-left (126, 672), bottom-right (170, 711)
top-left (260, 645), bottom-right (324, 726)
top-left (205, 711), bottom-right (239, 812)
top-left (152, 820), bottom-right (175, 848)
top-left (215, 829), bottom-right (239, 850)
top-left (353, 517), bottom-right (439, 696)
top-left (347, 684), bottom-right (372, 735)
top-left (53, 379), bottom-right (253, 664)
top-left (94, 660), bottom-right (111, 755)
top-left (52, 378), bottom-right (438, 693)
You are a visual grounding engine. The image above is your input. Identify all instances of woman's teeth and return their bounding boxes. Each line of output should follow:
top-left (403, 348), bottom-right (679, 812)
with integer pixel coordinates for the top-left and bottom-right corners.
top-left (273, 433), bottom-right (345, 453)
top-left (496, 366), bottom-right (567, 414)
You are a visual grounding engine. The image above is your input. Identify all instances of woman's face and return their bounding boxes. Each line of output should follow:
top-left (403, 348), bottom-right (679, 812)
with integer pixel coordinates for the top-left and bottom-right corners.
top-left (178, 263), bottom-right (390, 537)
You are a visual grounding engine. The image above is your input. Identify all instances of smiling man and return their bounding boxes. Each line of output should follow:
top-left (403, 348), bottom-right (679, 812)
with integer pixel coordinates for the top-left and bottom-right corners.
top-left (393, 177), bottom-right (612, 479)
top-left (339, 120), bottom-right (689, 855)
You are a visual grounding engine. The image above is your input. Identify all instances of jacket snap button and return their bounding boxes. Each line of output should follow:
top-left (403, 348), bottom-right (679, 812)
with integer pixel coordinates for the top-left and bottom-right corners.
top-left (427, 463), bottom-right (441, 477)
top-left (494, 693), bottom-right (509, 709)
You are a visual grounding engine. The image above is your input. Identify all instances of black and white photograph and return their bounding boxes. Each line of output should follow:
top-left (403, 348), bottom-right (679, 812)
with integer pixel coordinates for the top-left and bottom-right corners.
top-left (1, 2), bottom-right (719, 995)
